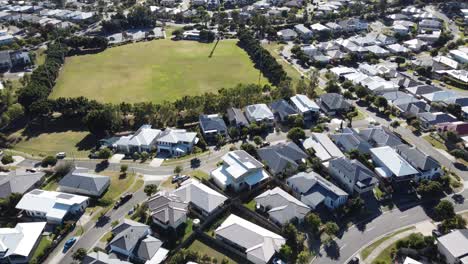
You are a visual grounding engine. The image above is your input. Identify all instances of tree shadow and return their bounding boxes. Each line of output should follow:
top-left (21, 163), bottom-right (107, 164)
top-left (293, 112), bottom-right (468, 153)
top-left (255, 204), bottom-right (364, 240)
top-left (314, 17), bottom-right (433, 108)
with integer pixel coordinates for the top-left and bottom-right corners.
top-left (95, 161), bottom-right (109, 172)
top-left (75, 133), bottom-right (98, 151)
top-left (323, 240), bottom-right (340, 260)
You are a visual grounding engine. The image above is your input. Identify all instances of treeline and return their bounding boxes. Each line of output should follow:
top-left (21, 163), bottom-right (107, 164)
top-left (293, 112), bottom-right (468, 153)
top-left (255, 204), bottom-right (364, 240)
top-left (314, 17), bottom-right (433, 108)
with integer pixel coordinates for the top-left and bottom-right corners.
top-left (237, 29), bottom-right (288, 86)
top-left (17, 43), bottom-right (67, 116)
top-left (64, 36), bottom-right (109, 51)
top-left (102, 6), bottom-right (156, 34)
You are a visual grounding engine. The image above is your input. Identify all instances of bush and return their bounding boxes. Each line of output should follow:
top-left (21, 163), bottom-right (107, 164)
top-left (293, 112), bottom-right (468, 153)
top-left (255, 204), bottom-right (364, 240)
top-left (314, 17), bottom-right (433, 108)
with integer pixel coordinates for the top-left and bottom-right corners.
top-left (98, 148), bottom-right (112, 159)
top-left (41, 156), bottom-right (57, 167)
top-left (1, 154), bottom-right (14, 165)
top-left (55, 161), bottom-right (74, 177)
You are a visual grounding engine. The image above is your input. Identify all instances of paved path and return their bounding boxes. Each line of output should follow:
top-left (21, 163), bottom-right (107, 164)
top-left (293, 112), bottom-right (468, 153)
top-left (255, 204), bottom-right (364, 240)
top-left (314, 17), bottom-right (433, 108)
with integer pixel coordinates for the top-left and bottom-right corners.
top-left (363, 229), bottom-right (415, 264)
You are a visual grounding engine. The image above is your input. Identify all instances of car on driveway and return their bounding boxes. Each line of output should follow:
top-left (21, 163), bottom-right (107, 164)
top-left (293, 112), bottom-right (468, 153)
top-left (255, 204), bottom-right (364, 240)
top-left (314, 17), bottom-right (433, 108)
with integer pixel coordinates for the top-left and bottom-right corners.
top-left (171, 175), bottom-right (190, 184)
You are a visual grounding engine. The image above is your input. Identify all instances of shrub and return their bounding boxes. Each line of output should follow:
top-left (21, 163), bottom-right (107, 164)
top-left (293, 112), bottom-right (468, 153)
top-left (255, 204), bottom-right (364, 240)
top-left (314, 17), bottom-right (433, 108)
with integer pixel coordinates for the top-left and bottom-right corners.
top-left (1, 154), bottom-right (14, 165)
top-left (41, 156), bottom-right (57, 167)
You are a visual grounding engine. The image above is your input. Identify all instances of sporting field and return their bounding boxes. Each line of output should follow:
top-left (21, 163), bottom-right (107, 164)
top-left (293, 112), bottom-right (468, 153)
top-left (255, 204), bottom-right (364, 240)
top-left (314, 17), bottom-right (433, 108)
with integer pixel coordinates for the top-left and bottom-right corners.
top-left (51, 39), bottom-right (268, 103)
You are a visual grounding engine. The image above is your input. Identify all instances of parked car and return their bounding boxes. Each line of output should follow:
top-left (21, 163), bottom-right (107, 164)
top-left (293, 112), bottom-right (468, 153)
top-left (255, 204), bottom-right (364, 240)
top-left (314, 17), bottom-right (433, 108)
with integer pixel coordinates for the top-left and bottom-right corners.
top-left (171, 175), bottom-right (190, 184)
top-left (56, 152), bottom-right (66, 159)
top-left (348, 257), bottom-right (359, 264)
top-left (26, 168), bottom-right (39, 173)
top-left (114, 193), bottom-right (133, 209)
top-left (64, 237), bottom-right (77, 250)
top-left (432, 229), bottom-right (442, 237)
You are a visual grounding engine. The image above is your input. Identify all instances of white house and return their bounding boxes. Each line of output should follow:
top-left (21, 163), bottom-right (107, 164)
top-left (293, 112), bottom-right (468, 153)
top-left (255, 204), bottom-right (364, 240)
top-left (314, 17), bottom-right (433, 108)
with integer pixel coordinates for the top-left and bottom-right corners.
top-left (302, 133), bottom-right (344, 162)
top-left (115, 124), bottom-right (161, 153)
top-left (211, 150), bottom-right (270, 191)
top-left (0, 222), bottom-right (47, 264)
top-left (215, 214), bottom-right (285, 264)
top-left (290, 94), bottom-right (320, 120)
top-left (370, 146), bottom-right (419, 182)
top-left (156, 128), bottom-right (198, 157)
top-left (245, 104), bottom-right (275, 126)
top-left (15, 189), bottom-right (89, 223)
top-left (437, 229), bottom-right (468, 264)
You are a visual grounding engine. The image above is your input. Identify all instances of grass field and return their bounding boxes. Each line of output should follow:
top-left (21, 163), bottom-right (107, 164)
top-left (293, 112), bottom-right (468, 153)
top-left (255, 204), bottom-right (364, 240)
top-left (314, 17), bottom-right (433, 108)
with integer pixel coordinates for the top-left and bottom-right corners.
top-left (188, 240), bottom-right (236, 264)
top-left (51, 39), bottom-right (268, 103)
top-left (361, 227), bottom-right (415, 260)
top-left (31, 235), bottom-right (53, 262)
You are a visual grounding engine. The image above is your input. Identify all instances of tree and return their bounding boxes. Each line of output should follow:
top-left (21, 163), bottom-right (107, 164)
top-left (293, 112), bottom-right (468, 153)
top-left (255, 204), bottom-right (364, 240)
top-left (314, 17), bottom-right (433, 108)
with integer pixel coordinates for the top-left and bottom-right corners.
top-left (434, 200), bottom-right (455, 220)
top-left (447, 103), bottom-right (462, 119)
top-left (279, 244), bottom-right (293, 262)
top-left (373, 96), bottom-right (388, 111)
top-left (323, 222), bottom-right (339, 243)
top-left (390, 120), bottom-right (400, 128)
top-left (174, 165), bottom-right (182, 175)
top-left (98, 148), bottom-right (112, 159)
top-left (378, 0), bottom-right (387, 17)
top-left (409, 119), bottom-right (421, 131)
top-left (297, 250), bottom-right (311, 264)
top-left (120, 164), bottom-right (128, 174)
top-left (241, 143), bottom-right (257, 157)
top-left (355, 85), bottom-right (368, 99)
top-left (144, 184), bottom-right (158, 196)
top-left (1, 154), bottom-right (13, 165)
top-left (305, 212), bottom-right (321, 234)
top-left (417, 180), bottom-right (443, 197)
top-left (253, 136), bottom-right (263, 146)
top-left (0, 193), bottom-right (22, 216)
top-left (287, 127), bottom-right (306, 143)
top-left (450, 149), bottom-right (465, 159)
top-left (325, 80), bottom-right (341, 94)
top-left (440, 215), bottom-right (467, 233)
top-left (72, 248), bottom-right (87, 261)
top-left (84, 106), bottom-right (122, 136)
top-left (41, 155), bottom-right (57, 167)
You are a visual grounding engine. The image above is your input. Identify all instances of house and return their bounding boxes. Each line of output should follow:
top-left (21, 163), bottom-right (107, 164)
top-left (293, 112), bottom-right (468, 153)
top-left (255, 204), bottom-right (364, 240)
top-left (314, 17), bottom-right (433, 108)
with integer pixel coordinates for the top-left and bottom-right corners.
top-left (269, 99), bottom-right (298, 123)
top-left (403, 39), bottom-right (427, 52)
top-left (294, 24), bottom-right (313, 39)
top-left (108, 219), bottom-right (168, 264)
top-left (302, 133), bottom-right (344, 162)
top-left (155, 128), bottom-right (198, 157)
top-left (358, 126), bottom-right (402, 148)
top-left (226, 107), bottom-right (249, 128)
top-left (310, 23), bottom-right (329, 32)
top-left (325, 22), bottom-right (342, 32)
top-left (290, 94), bottom-right (320, 120)
top-left (433, 56), bottom-right (459, 70)
top-left (366, 45), bottom-right (390, 57)
top-left (317, 93), bottom-right (352, 115)
top-left (58, 167), bottom-right (110, 197)
top-left (115, 124), bottom-right (161, 153)
top-left (394, 144), bottom-right (441, 180)
top-left (254, 187), bottom-right (310, 225)
top-left (376, 34), bottom-right (397, 45)
top-left (422, 91), bottom-right (458, 103)
top-left (287, 171), bottom-right (348, 210)
top-left (419, 19), bottom-right (442, 29)
top-left (277, 28), bottom-right (298, 41)
top-left (215, 214), bottom-right (285, 264)
top-left (370, 146), bottom-right (419, 182)
top-left (449, 49), bottom-right (468, 64)
top-left (0, 170), bottom-right (45, 198)
top-left (211, 150), bottom-right (270, 191)
top-left (199, 114), bottom-right (228, 141)
top-left (339, 18), bottom-right (368, 31)
top-left (172, 179), bottom-right (227, 216)
top-left (257, 142), bottom-right (308, 175)
top-left (405, 85), bottom-right (442, 98)
top-left (330, 127), bottom-right (372, 154)
top-left (0, 50), bottom-right (11, 70)
top-left (395, 101), bottom-right (430, 118)
top-left (403, 257), bottom-right (423, 264)
top-left (437, 229), bottom-right (468, 264)
top-left (0, 222), bottom-right (47, 264)
top-left (329, 157), bottom-right (378, 194)
top-left (417, 112), bottom-right (458, 131)
top-left (392, 23), bottom-right (410, 36)
top-left (245, 104), bottom-right (275, 126)
top-left (15, 189), bottom-right (89, 223)
top-left (147, 191), bottom-right (188, 229)
top-left (436, 121), bottom-right (468, 136)
top-left (0, 33), bottom-right (14, 46)
top-left (83, 252), bottom-right (131, 264)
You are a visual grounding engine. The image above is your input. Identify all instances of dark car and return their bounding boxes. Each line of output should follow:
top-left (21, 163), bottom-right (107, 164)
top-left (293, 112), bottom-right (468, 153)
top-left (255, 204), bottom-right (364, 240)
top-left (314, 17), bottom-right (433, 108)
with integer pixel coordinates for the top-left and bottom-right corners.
top-left (348, 257), bottom-right (359, 264)
top-left (114, 193), bottom-right (133, 209)
top-left (432, 229), bottom-right (442, 237)
top-left (171, 175), bottom-right (190, 184)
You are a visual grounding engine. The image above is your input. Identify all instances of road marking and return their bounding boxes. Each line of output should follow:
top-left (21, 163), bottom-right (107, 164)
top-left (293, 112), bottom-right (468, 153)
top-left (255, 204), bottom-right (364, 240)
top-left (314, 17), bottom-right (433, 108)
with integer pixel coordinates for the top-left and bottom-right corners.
top-left (400, 215), bottom-right (409, 219)
top-left (340, 244), bottom-right (347, 250)
top-left (367, 226), bottom-right (375, 232)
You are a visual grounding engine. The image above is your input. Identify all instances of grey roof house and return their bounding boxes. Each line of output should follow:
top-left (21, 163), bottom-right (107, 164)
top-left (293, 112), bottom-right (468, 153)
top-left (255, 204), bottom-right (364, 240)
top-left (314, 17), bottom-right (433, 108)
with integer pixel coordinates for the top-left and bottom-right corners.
top-left (290, 94), bottom-right (320, 120)
top-left (269, 99), bottom-right (298, 123)
top-left (254, 187), bottom-right (310, 225)
top-left (0, 170), bottom-right (45, 199)
top-left (277, 28), bottom-right (298, 41)
top-left (148, 191), bottom-right (188, 229)
top-left (245, 104), bottom-right (275, 126)
top-left (257, 142), bottom-right (308, 175)
top-left (317, 93), bottom-right (352, 115)
top-left (83, 251), bottom-right (131, 264)
top-left (394, 144), bottom-right (442, 180)
top-left (330, 127), bottom-right (372, 154)
top-left (436, 229), bottom-right (468, 264)
top-left (302, 133), bottom-right (344, 162)
top-left (287, 171), bottom-right (348, 210)
top-left (329, 157), bottom-right (378, 194)
top-left (58, 167), bottom-right (110, 197)
top-left (358, 126), bottom-right (402, 148)
top-left (226, 107), bottom-right (249, 128)
top-left (417, 112), bottom-right (458, 130)
top-left (108, 219), bottom-right (168, 264)
top-left (199, 114), bottom-right (228, 141)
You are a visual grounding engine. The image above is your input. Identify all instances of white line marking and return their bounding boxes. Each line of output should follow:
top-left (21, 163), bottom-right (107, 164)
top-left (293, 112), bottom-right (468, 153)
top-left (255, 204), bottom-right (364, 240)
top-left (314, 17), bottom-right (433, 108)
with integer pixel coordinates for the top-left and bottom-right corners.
top-left (400, 215), bottom-right (409, 218)
top-left (367, 226), bottom-right (375, 232)
top-left (340, 244), bottom-right (347, 250)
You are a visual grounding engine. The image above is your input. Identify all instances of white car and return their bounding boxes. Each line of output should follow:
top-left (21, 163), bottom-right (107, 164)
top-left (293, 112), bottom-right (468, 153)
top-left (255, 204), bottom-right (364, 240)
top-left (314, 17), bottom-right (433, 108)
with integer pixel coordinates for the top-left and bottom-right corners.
top-left (56, 152), bottom-right (66, 159)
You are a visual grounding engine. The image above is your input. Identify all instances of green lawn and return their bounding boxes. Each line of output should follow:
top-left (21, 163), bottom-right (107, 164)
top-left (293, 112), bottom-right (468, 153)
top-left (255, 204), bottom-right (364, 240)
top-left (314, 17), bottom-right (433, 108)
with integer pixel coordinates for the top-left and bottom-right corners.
top-left (31, 235), bottom-right (53, 262)
top-left (262, 43), bottom-right (303, 83)
top-left (243, 199), bottom-right (256, 211)
top-left (361, 227), bottom-right (415, 260)
top-left (188, 240), bottom-right (236, 264)
top-left (423, 135), bottom-right (448, 151)
top-left (51, 39), bottom-right (268, 103)
top-left (189, 170), bottom-right (210, 181)
top-left (372, 234), bottom-right (413, 264)
top-left (182, 218), bottom-right (194, 241)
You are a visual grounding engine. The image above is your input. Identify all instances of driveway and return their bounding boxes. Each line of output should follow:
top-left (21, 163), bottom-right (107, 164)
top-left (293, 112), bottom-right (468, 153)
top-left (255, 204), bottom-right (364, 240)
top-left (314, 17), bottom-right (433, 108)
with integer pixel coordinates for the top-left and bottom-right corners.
top-left (108, 154), bottom-right (124, 164)
top-left (149, 157), bottom-right (165, 168)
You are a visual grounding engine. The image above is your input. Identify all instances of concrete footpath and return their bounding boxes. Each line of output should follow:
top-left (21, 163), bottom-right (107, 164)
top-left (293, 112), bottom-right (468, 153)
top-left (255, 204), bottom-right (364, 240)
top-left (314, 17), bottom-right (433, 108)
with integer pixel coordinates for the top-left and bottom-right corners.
top-left (363, 229), bottom-right (415, 264)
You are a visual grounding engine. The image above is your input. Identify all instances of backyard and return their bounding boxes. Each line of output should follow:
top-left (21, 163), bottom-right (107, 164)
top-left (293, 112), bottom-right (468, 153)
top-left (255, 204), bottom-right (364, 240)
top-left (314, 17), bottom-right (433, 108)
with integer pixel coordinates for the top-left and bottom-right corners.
top-left (187, 240), bottom-right (236, 264)
top-left (51, 39), bottom-right (269, 103)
